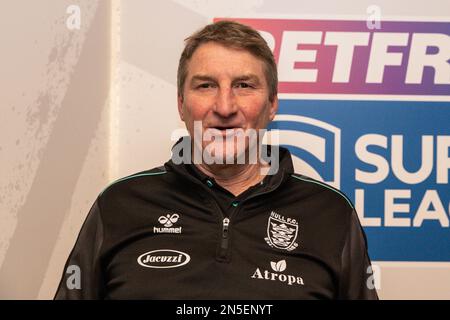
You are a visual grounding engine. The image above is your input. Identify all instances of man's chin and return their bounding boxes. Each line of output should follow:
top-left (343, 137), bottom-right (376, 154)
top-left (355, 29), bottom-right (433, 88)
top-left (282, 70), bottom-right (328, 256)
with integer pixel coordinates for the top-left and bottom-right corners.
top-left (201, 145), bottom-right (248, 166)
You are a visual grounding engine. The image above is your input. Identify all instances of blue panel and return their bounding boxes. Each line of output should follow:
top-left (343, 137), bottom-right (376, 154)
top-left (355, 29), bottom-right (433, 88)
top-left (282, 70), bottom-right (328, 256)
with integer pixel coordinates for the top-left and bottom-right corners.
top-left (273, 99), bottom-right (450, 261)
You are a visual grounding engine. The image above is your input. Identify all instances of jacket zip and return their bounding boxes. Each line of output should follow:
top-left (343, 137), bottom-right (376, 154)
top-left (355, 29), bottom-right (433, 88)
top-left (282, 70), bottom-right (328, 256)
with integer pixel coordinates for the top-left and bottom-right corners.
top-left (175, 173), bottom-right (234, 261)
top-left (180, 168), bottom-right (286, 262)
top-left (220, 217), bottom-right (230, 251)
top-left (217, 212), bottom-right (232, 261)
top-left (215, 184), bottom-right (282, 261)
top-left (216, 170), bottom-right (287, 261)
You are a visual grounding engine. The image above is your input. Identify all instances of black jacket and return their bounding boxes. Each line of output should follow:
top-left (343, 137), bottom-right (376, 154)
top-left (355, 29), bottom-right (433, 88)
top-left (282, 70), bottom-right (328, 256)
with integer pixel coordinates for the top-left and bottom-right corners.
top-left (54, 143), bottom-right (378, 299)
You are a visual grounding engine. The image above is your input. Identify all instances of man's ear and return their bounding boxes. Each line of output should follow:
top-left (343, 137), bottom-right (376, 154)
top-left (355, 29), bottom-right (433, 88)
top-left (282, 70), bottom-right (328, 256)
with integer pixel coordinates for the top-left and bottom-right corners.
top-left (268, 95), bottom-right (279, 121)
top-left (177, 94), bottom-right (184, 121)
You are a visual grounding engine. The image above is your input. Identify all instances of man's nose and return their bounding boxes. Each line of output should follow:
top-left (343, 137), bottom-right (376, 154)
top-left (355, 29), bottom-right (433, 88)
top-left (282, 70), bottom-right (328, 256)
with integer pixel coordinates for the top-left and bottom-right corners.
top-left (213, 87), bottom-right (237, 118)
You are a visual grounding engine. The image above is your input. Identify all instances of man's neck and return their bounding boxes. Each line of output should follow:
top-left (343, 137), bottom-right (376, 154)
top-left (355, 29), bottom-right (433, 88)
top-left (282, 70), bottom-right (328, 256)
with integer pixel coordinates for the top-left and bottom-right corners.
top-left (195, 162), bottom-right (266, 197)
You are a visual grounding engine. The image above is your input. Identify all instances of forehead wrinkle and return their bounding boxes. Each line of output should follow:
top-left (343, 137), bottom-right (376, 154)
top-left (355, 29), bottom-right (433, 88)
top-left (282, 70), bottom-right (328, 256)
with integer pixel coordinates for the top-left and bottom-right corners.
top-left (186, 43), bottom-right (267, 87)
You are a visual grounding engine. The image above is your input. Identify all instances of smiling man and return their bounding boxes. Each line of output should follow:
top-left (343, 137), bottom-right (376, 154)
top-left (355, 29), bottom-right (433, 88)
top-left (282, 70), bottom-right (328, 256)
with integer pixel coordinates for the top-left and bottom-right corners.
top-left (55, 21), bottom-right (378, 300)
top-left (176, 33), bottom-right (279, 195)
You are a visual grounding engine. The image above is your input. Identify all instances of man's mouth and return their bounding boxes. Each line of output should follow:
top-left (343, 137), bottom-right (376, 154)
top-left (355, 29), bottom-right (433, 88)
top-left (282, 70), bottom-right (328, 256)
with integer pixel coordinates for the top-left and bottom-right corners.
top-left (206, 125), bottom-right (243, 139)
top-left (208, 125), bottom-right (241, 130)
top-left (207, 126), bottom-right (243, 137)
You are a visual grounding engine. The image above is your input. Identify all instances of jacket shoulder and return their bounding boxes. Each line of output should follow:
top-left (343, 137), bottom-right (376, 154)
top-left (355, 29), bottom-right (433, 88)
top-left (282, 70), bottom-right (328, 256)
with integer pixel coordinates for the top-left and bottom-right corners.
top-left (289, 173), bottom-right (354, 211)
top-left (99, 166), bottom-right (167, 199)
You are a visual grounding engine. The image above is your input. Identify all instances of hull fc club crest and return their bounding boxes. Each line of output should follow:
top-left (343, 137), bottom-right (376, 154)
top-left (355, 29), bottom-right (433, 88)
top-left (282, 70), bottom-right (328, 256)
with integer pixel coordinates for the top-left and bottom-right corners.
top-left (265, 211), bottom-right (299, 251)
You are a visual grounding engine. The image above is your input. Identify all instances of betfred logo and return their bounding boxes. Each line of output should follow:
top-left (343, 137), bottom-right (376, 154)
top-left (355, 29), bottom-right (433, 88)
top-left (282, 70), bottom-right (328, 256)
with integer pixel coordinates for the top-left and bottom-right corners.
top-left (215, 18), bottom-right (450, 95)
top-left (251, 259), bottom-right (304, 286)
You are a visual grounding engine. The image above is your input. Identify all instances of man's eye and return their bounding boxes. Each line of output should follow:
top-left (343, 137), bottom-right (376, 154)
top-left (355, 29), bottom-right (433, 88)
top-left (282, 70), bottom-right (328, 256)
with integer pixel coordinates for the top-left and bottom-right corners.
top-left (236, 82), bottom-right (252, 89)
top-left (198, 83), bottom-right (214, 89)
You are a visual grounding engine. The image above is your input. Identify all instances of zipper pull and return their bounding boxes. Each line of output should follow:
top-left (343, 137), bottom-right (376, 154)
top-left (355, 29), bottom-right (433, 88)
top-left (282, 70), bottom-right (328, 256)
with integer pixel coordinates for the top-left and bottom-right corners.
top-left (222, 218), bottom-right (230, 239)
top-left (219, 218), bottom-right (230, 261)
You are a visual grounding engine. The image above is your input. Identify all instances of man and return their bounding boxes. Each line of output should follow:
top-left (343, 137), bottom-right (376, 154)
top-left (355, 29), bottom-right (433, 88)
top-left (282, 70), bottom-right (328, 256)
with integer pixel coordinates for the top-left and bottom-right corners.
top-left (55, 20), bottom-right (378, 299)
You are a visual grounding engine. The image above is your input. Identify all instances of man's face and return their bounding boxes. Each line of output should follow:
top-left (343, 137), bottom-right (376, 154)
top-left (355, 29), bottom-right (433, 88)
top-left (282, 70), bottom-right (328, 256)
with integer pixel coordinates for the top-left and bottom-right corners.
top-left (178, 41), bottom-right (278, 164)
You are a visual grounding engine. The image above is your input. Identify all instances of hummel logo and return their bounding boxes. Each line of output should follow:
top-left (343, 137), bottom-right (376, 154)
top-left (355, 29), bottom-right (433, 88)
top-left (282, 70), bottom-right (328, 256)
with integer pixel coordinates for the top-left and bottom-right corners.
top-left (154, 213), bottom-right (182, 234)
top-left (251, 259), bottom-right (304, 286)
top-left (158, 213), bottom-right (179, 227)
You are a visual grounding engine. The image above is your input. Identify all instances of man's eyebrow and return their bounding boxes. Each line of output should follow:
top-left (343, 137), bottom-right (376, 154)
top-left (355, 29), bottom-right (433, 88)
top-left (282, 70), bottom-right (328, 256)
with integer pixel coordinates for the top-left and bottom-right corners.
top-left (233, 74), bottom-right (261, 82)
top-left (190, 75), bottom-right (217, 83)
top-left (190, 74), bottom-right (262, 82)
